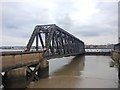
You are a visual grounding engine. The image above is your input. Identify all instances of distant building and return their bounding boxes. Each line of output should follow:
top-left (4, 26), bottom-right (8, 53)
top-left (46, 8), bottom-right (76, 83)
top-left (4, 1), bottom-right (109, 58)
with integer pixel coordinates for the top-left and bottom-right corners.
top-left (85, 44), bottom-right (114, 49)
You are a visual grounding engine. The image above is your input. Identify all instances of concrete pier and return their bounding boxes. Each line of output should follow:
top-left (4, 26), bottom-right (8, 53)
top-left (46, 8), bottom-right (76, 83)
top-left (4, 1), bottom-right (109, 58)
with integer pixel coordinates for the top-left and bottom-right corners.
top-left (38, 59), bottom-right (49, 78)
top-left (3, 59), bottom-right (49, 88)
top-left (1, 51), bottom-right (43, 72)
top-left (3, 67), bottom-right (27, 88)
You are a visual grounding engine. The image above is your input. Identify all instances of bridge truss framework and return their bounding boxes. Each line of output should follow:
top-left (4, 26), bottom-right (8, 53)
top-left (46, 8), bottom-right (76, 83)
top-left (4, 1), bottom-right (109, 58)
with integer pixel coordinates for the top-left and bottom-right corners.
top-left (26, 24), bottom-right (85, 58)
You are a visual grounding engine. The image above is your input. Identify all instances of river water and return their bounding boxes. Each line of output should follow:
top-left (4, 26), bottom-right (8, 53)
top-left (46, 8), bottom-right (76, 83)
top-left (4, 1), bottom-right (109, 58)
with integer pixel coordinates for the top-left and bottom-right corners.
top-left (27, 55), bottom-right (118, 88)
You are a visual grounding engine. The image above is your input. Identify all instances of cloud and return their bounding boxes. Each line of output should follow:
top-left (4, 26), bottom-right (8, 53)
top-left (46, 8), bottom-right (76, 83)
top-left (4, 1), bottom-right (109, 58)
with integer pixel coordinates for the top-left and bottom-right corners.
top-left (1, 0), bottom-right (119, 45)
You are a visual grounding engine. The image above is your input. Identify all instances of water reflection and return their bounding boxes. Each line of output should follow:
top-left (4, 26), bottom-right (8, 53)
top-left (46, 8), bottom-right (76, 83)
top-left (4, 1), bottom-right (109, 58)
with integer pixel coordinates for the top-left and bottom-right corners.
top-left (3, 55), bottom-right (119, 88)
top-left (27, 55), bottom-right (118, 88)
top-left (27, 55), bottom-right (85, 88)
top-left (49, 55), bottom-right (85, 76)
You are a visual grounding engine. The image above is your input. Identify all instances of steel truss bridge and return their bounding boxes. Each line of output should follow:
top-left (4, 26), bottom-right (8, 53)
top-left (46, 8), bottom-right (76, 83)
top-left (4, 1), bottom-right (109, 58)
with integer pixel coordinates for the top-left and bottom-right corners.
top-left (1, 24), bottom-right (85, 83)
top-left (26, 24), bottom-right (85, 58)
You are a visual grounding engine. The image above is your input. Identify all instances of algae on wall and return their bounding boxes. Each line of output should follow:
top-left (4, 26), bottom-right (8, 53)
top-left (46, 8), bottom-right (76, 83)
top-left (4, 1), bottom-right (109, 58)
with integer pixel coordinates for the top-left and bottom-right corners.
top-left (111, 51), bottom-right (120, 80)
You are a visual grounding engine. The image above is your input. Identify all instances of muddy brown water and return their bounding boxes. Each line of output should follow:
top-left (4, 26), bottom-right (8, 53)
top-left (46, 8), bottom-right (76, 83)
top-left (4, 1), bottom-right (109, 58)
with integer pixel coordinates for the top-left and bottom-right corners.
top-left (27, 55), bottom-right (118, 88)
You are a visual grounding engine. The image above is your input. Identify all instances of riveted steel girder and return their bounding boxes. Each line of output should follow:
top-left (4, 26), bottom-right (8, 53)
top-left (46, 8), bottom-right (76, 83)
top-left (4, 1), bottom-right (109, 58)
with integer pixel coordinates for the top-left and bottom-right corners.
top-left (26, 24), bottom-right (85, 58)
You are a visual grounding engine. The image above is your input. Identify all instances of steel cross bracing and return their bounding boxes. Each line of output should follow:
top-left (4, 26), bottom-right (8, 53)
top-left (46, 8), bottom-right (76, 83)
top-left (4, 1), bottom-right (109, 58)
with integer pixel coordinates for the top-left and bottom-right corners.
top-left (26, 24), bottom-right (85, 58)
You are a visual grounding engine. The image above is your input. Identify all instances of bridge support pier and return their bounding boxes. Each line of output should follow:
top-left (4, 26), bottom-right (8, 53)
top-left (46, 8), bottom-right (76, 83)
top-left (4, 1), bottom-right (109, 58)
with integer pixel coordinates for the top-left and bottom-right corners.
top-left (2, 59), bottom-right (49, 88)
top-left (3, 67), bottom-right (27, 88)
top-left (38, 59), bottom-right (49, 78)
top-left (26, 58), bottom-right (49, 82)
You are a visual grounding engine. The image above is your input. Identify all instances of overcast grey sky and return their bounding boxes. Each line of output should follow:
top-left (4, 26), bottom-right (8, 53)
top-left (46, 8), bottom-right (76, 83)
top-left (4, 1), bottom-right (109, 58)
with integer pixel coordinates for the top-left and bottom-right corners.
top-left (1, 0), bottom-right (119, 46)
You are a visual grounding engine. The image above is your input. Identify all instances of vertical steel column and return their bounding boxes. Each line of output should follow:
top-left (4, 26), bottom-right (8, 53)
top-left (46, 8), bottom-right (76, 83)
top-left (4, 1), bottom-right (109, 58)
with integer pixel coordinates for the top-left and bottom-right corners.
top-left (36, 34), bottom-right (38, 51)
top-left (51, 33), bottom-right (55, 55)
top-left (38, 33), bottom-right (44, 48)
top-left (45, 32), bottom-right (48, 47)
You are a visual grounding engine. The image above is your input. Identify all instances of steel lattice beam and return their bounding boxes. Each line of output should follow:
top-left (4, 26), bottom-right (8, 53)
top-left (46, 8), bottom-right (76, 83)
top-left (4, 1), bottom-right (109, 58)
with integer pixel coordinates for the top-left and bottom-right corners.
top-left (26, 24), bottom-right (85, 58)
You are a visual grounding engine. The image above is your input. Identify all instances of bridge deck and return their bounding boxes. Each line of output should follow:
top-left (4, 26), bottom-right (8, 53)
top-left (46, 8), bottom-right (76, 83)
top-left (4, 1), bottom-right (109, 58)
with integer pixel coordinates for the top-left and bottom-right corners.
top-left (85, 52), bottom-right (111, 55)
top-left (1, 51), bottom-right (43, 72)
top-left (1, 51), bottom-right (111, 72)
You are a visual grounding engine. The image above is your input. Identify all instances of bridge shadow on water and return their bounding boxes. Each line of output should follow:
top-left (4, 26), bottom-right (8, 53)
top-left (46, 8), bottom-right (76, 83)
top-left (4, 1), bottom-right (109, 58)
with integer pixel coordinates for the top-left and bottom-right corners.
top-left (49, 55), bottom-right (85, 76)
top-left (27, 54), bottom-right (85, 88)
top-left (3, 54), bottom-right (85, 89)
top-left (27, 55), bottom-right (119, 88)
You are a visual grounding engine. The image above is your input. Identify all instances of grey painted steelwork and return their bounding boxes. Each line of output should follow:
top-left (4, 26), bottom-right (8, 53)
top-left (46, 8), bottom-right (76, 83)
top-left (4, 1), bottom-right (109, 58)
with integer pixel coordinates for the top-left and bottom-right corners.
top-left (26, 24), bottom-right (85, 58)
top-left (1, 24), bottom-right (85, 84)
top-left (85, 52), bottom-right (111, 56)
